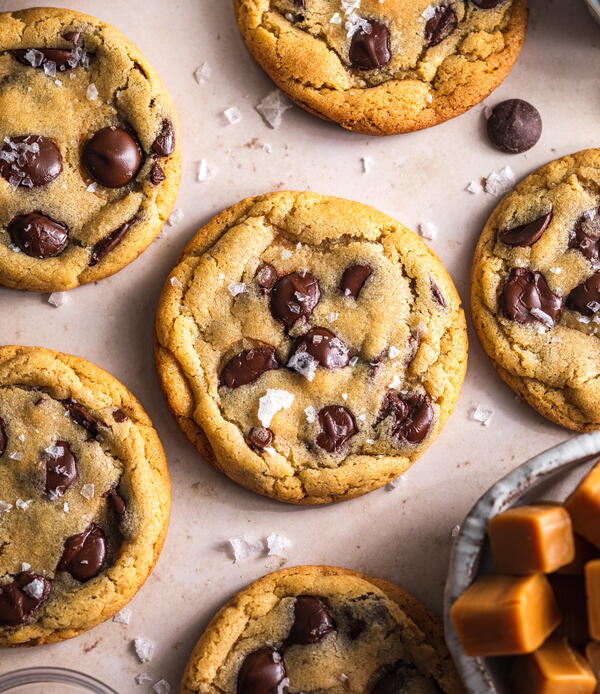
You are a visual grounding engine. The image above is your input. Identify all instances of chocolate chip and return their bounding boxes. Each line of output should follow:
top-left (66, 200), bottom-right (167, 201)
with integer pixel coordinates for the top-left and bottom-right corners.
top-left (345, 610), bottom-right (367, 640)
top-left (248, 426), bottom-right (273, 449)
top-left (220, 347), bottom-right (279, 388)
top-left (425, 5), bottom-right (457, 48)
top-left (349, 21), bottom-right (391, 70)
top-left (88, 219), bottom-right (135, 266)
top-left (316, 406), bottom-right (357, 453)
top-left (8, 212), bottom-right (69, 258)
top-left (371, 664), bottom-right (432, 694)
top-left (237, 648), bottom-right (287, 694)
top-left (293, 0), bottom-right (305, 7)
top-left (82, 127), bottom-right (142, 188)
top-left (62, 399), bottom-right (103, 440)
top-left (567, 273), bottom-right (600, 316)
top-left (0, 135), bottom-right (62, 188)
top-left (270, 271), bottom-right (321, 330)
top-left (430, 281), bottom-right (446, 308)
top-left (287, 596), bottom-right (335, 645)
top-left (13, 48), bottom-right (83, 70)
top-left (0, 418), bottom-right (6, 456)
top-left (105, 487), bottom-right (126, 518)
top-left (151, 119), bottom-right (175, 157)
top-left (471, 0), bottom-right (508, 7)
top-left (113, 408), bottom-right (128, 423)
top-left (502, 268), bottom-right (563, 324)
top-left (62, 31), bottom-right (81, 45)
top-left (57, 523), bottom-right (106, 582)
top-left (256, 264), bottom-right (278, 290)
top-left (377, 392), bottom-right (433, 444)
top-left (499, 212), bottom-right (552, 247)
top-left (149, 162), bottom-right (166, 185)
top-left (0, 572), bottom-right (51, 627)
top-left (341, 264), bottom-right (372, 298)
top-left (487, 99), bottom-right (542, 154)
top-left (43, 441), bottom-right (77, 498)
top-left (569, 208), bottom-right (600, 263)
top-left (289, 328), bottom-right (350, 370)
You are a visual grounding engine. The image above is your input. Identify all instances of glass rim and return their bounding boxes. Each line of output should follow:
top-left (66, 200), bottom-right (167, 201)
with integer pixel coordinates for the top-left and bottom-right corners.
top-left (0, 667), bottom-right (118, 694)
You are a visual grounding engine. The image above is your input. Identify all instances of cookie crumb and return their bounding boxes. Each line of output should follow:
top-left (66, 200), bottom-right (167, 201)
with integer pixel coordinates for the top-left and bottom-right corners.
top-left (256, 89), bottom-right (293, 129)
top-left (48, 292), bottom-right (68, 308)
top-left (113, 607), bottom-right (132, 625)
top-left (133, 638), bottom-right (154, 663)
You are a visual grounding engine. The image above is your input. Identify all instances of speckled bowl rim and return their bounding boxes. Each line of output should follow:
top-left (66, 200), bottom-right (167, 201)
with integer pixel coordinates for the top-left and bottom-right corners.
top-left (443, 430), bottom-right (600, 694)
top-left (0, 667), bottom-right (118, 693)
top-left (586, 0), bottom-right (600, 23)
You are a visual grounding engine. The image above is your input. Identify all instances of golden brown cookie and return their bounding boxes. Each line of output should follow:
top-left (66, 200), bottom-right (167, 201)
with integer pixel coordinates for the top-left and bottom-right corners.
top-left (181, 566), bottom-right (465, 694)
top-left (232, 0), bottom-right (528, 135)
top-left (155, 191), bottom-right (467, 504)
top-left (471, 148), bottom-right (600, 432)
top-left (0, 345), bottom-right (170, 646)
top-left (0, 7), bottom-right (180, 292)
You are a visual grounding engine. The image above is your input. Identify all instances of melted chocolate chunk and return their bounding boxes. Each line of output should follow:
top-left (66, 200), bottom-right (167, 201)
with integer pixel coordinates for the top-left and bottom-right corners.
top-left (349, 21), bottom-right (391, 70)
top-left (256, 264), bottom-right (278, 290)
top-left (0, 418), bottom-right (6, 456)
top-left (287, 595), bottom-right (335, 645)
top-left (502, 268), bottom-right (562, 324)
top-left (82, 126), bottom-right (142, 188)
top-left (345, 609), bottom-right (367, 640)
top-left (248, 426), bottom-right (273, 450)
top-left (8, 212), bottom-right (69, 258)
top-left (238, 648), bottom-right (287, 694)
top-left (149, 162), bottom-right (166, 185)
top-left (62, 31), bottom-right (81, 45)
top-left (0, 572), bottom-right (51, 627)
top-left (220, 347), bottom-right (279, 388)
top-left (499, 212), bottom-right (552, 247)
top-left (113, 408), bottom-right (128, 423)
top-left (88, 219), bottom-right (135, 267)
top-left (569, 208), bottom-right (600, 263)
top-left (289, 328), bottom-right (350, 370)
top-left (430, 281), bottom-right (446, 308)
top-left (293, 0), bottom-right (305, 7)
top-left (62, 399), bottom-right (103, 439)
top-left (487, 99), bottom-right (543, 154)
top-left (567, 273), bottom-right (600, 317)
top-left (341, 264), bottom-right (372, 299)
top-left (0, 135), bottom-right (62, 188)
top-left (425, 5), bottom-right (457, 48)
top-left (377, 392), bottom-right (433, 444)
top-left (316, 406), bottom-right (357, 452)
top-left (43, 441), bottom-right (77, 497)
top-left (105, 487), bottom-right (126, 518)
top-left (13, 47), bottom-right (86, 70)
top-left (270, 271), bottom-right (320, 330)
top-left (57, 523), bottom-right (106, 582)
top-left (151, 119), bottom-right (175, 157)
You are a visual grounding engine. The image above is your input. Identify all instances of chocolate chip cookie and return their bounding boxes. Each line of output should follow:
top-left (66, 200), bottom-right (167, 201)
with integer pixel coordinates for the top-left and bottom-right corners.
top-left (232, 0), bottom-right (528, 135)
top-left (471, 148), bottom-right (600, 432)
top-left (0, 345), bottom-right (170, 646)
top-left (0, 7), bottom-right (180, 292)
top-left (155, 191), bottom-right (467, 504)
top-left (180, 566), bottom-right (465, 694)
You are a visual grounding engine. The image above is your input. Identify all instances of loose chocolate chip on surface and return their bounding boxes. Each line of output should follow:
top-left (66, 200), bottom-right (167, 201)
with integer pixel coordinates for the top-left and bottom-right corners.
top-left (425, 5), bottom-right (457, 48)
top-left (287, 595), bottom-right (335, 645)
top-left (567, 273), bottom-right (600, 317)
top-left (105, 487), bottom-right (126, 517)
top-left (0, 418), bottom-right (6, 456)
top-left (430, 281), bottom-right (447, 308)
top-left (113, 408), bottom-right (128, 423)
top-left (82, 126), bottom-right (142, 188)
top-left (341, 264), bottom-right (372, 298)
top-left (151, 119), bottom-right (175, 157)
top-left (316, 406), bottom-right (357, 452)
top-left (349, 21), bottom-right (391, 70)
top-left (249, 426), bottom-right (273, 449)
top-left (290, 327), bottom-right (350, 370)
top-left (8, 212), bottom-right (69, 258)
top-left (220, 347), bottom-right (279, 388)
top-left (569, 208), bottom-right (600, 263)
top-left (13, 47), bottom-right (85, 70)
top-left (500, 212), bottom-right (552, 247)
top-left (0, 135), bottom-right (62, 188)
top-left (88, 219), bottom-right (135, 266)
top-left (0, 572), bottom-right (51, 627)
top-left (487, 99), bottom-right (542, 154)
top-left (377, 392), bottom-right (433, 444)
top-left (149, 162), bottom-right (166, 185)
top-left (502, 268), bottom-right (563, 324)
top-left (58, 523), bottom-right (106, 582)
top-left (270, 271), bottom-right (320, 330)
top-left (256, 264), bottom-right (278, 290)
top-left (43, 441), bottom-right (77, 498)
top-left (62, 399), bottom-right (104, 439)
top-left (237, 648), bottom-right (287, 694)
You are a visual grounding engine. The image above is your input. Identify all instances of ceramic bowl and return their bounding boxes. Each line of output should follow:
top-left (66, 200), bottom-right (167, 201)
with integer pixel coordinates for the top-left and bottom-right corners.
top-left (0, 668), bottom-right (118, 694)
top-left (443, 431), bottom-right (600, 693)
top-left (586, 0), bottom-right (600, 23)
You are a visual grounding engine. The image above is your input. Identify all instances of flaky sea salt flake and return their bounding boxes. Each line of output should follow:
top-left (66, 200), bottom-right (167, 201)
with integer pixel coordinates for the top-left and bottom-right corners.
top-left (530, 307), bottom-right (554, 328)
top-left (228, 282), bottom-right (247, 297)
top-left (153, 681), bottom-right (171, 694)
top-left (113, 607), bottom-right (132, 624)
top-left (419, 222), bottom-right (438, 240)
top-left (386, 476), bottom-right (404, 491)
top-left (266, 533), bottom-right (292, 557)
top-left (466, 180), bottom-right (482, 194)
top-left (133, 638), bottom-right (154, 663)
top-left (167, 208), bottom-right (184, 227)
top-left (485, 166), bottom-right (515, 196)
top-left (256, 90), bottom-right (293, 129)
top-left (258, 389), bottom-right (295, 427)
top-left (469, 404), bottom-right (493, 426)
top-left (361, 156), bottom-right (374, 174)
top-left (15, 498), bottom-right (32, 510)
top-left (388, 346), bottom-right (401, 359)
top-left (223, 107), bottom-right (242, 125)
top-left (197, 159), bottom-right (212, 182)
top-left (287, 351), bottom-right (317, 381)
top-left (0, 501), bottom-right (12, 512)
top-left (80, 483), bottom-right (95, 500)
top-left (23, 578), bottom-right (45, 599)
top-left (193, 62), bottom-right (211, 85)
top-left (304, 406), bottom-right (317, 423)
top-left (86, 83), bottom-right (98, 100)
top-left (228, 536), bottom-right (264, 563)
top-left (135, 673), bottom-right (152, 685)
top-left (48, 292), bottom-right (68, 308)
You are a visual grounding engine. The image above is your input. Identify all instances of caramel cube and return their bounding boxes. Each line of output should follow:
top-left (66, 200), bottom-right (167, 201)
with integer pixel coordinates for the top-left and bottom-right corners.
top-left (512, 637), bottom-right (597, 694)
top-left (451, 574), bottom-right (561, 657)
top-left (585, 559), bottom-right (600, 640)
top-left (566, 462), bottom-right (600, 549)
top-left (489, 504), bottom-right (575, 574)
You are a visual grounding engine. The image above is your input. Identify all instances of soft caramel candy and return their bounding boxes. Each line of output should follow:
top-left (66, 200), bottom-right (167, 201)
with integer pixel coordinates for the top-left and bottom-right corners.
top-left (512, 637), bottom-right (597, 694)
top-left (549, 574), bottom-right (589, 648)
top-left (558, 534), bottom-right (600, 575)
top-left (489, 504), bottom-right (575, 574)
top-left (451, 574), bottom-right (561, 657)
top-left (566, 462), bottom-right (600, 549)
top-left (585, 559), bottom-right (600, 640)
